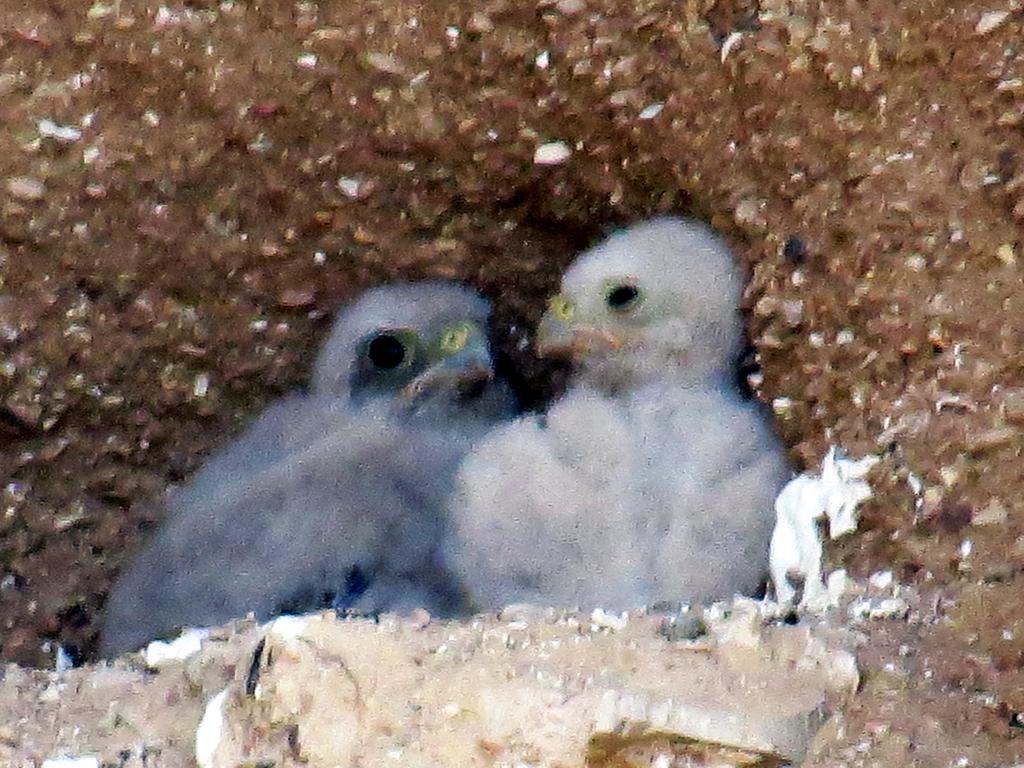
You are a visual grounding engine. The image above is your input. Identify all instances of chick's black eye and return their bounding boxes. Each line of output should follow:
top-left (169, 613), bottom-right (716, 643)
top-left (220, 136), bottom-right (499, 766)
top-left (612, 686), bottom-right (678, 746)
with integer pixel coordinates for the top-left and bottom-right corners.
top-left (367, 334), bottom-right (406, 369)
top-left (606, 284), bottom-right (640, 311)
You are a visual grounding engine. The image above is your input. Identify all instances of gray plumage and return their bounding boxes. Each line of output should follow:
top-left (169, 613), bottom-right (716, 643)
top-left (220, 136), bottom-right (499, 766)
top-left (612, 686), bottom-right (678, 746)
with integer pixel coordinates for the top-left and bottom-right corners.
top-left (444, 217), bottom-right (790, 612)
top-left (100, 282), bottom-right (515, 656)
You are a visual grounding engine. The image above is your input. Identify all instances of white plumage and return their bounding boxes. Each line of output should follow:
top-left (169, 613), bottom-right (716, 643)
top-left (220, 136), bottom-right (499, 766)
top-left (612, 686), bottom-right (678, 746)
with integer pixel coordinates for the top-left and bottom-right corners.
top-left (445, 217), bottom-right (790, 612)
top-left (99, 282), bottom-right (515, 656)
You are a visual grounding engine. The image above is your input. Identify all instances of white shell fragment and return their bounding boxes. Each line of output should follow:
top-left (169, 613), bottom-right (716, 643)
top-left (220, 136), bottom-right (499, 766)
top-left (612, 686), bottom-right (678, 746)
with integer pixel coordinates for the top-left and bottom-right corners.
top-left (38, 119), bottom-right (83, 143)
top-left (720, 32), bottom-right (744, 62)
top-left (533, 141), bottom-right (572, 165)
top-left (638, 102), bottom-right (664, 120)
top-left (337, 176), bottom-right (363, 198)
top-left (195, 688), bottom-right (229, 768)
top-left (41, 758), bottom-right (100, 768)
top-left (769, 447), bottom-right (879, 610)
top-left (144, 628), bottom-right (209, 669)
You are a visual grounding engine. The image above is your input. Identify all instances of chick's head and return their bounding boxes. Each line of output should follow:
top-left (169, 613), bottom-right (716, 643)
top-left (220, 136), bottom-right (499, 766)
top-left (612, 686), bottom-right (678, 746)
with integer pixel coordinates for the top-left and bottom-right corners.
top-left (537, 217), bottom-right (745, 390)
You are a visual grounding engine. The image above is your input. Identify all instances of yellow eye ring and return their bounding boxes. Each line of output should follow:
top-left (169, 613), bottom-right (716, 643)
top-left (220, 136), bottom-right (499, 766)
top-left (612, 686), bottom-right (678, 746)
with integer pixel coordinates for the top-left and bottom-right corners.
top-left (439, 322), bottom-right (472, 354)
top-left (548, 294), bottom-right (575, 321)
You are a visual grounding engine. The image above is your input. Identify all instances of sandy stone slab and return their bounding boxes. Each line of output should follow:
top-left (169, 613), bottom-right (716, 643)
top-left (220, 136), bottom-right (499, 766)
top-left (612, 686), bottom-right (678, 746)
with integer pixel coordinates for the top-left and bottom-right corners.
top-left (1, 606), bottom-right (858, 768)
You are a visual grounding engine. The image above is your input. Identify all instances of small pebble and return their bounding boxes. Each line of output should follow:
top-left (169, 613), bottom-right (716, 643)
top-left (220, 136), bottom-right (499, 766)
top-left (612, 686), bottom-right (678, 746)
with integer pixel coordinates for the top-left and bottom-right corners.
top-left (365, 52), bottom-right (405, 75)
top-left (976, 10), bottom-right (1010, 35)
top-left (467, 12), bottom-right (493, 33)
top-left (38, 119), bottom-right (82, 143)
top-left (278, 288), bottom-right (316, 308)
top-left (972, 499), bottom-right (1008, 526)
top-left (772, 397), bottom-right (793, 415)
top-left (965, 426), bottom-right (1018, 453)
top-left (1003, 389), bottom-right (1024, 423)
top-left (638, 103), bottom-right (664, 120)
top-left (338, 177), bottom-right (363, 198)
top-left (533, 141), bottom-right (572, 165)
top-left (6, 176), bottom-right (46, 201)
top-left (555, 0), bottom-right (585, 14)
top-left (659, 613), bottom-right (708, 642)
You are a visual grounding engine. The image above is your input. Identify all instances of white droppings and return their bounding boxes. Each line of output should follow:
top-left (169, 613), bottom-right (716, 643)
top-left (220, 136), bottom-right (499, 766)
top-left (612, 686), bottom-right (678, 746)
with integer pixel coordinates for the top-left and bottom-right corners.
top-left (144, 628), bottom-right (208, 669)
top-left (848, 596), bottom-right (910, 622)
top-left (590, 608), bottom-right (628, 631)
top-left (769, 447), bottom-right (879, 609)
top-left (638, 102), bottom-right (664, 120)
top-left (296, 53), bottom-right (318, 69)
top-left (533, 141), bottom-right (572, 165)
top-left (960, 539), bottom-right (973, 559)
top-left (195, 688), bottom-right (229, 768)
top-left (535, 50), bottom-right (550, 69)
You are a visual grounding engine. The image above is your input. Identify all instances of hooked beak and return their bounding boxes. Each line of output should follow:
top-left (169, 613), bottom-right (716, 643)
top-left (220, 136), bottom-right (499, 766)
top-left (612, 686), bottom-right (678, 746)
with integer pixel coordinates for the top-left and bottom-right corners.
top-left (536, 310), bottom-right (625, 360)
top-left (401, 329), bottom-right (494, 402)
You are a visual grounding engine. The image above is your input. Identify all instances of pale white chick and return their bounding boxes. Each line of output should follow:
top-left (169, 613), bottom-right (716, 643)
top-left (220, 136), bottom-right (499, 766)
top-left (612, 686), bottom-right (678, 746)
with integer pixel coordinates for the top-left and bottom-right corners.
top-left (445, 217), bottom-right (790, 612)
top-left (100, 282), bottom-right (515, 657)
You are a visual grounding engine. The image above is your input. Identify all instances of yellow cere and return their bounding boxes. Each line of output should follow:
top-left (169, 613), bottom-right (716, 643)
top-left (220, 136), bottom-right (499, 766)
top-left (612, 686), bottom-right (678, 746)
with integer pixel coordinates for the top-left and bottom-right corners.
top-left (548, 294), bottom-right (575, 321)
top-left (440, 322), bottom-right (472, 354)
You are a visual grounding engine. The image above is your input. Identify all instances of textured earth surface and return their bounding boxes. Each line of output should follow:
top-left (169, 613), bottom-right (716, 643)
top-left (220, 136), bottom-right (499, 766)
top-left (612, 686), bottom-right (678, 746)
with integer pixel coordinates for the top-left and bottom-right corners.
top-left (0, 605), bottom-right (860, 767)
top-left (1, 0), bottom-right (1024, 763)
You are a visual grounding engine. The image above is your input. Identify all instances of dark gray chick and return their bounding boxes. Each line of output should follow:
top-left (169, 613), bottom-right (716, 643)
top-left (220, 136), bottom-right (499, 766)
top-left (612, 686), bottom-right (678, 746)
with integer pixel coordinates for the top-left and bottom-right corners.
top-left (445, 218), bottom-right (790, 612)
top-left (99, 282), bottom-right (515, 656)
